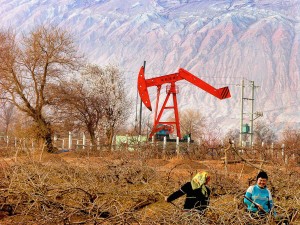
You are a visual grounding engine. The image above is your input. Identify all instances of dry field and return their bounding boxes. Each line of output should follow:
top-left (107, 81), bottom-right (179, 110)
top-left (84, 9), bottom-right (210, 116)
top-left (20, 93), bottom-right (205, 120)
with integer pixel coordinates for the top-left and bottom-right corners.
top-left (0, 144), bottom-right (299, 225)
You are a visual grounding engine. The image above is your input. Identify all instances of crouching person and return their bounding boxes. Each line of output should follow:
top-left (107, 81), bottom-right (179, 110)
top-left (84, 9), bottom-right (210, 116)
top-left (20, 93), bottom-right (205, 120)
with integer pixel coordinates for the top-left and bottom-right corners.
top-left (165, 171), bottom-right (211, 214)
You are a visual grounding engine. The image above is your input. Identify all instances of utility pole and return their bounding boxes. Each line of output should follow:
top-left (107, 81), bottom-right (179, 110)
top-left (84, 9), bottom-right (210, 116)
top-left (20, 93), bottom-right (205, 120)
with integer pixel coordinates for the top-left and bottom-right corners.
top-left (239, 79), bottom-right (244, 147)
top-left (239, 79), bottom-right (262, 147)
top-left (250, 81), bottom-right (255, 145)
top-left (135, 86), bottom-right (139, 130)
top-left (139, 61), bottom-right (146, 136)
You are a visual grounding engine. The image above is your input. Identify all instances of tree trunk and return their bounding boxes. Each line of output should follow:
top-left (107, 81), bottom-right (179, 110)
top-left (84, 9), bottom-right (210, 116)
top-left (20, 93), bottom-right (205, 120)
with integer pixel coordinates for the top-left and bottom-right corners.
top-left (106, 126), bottom-right (114, 150)
top-left (45, 131), bottom-right (55, 153)
top-left (88, 128), bottom-right (97, 151)
top-left (36, 117), bottom-right (55, 153)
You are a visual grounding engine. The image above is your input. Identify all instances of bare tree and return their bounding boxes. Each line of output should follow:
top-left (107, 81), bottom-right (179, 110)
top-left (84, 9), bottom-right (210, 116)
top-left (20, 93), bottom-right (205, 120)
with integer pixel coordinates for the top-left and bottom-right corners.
top-left (281, 127), bottom-right (300, 146)
top-left (179, 109), bottom-right (206, 140)
top-left (0, 101), bottom-right (15, 135)
top-left (224, 128), bottom-right (240, 145)
top-left (201, 124), bottom-right (223, 147)
top-left (51, 67), bottom-right (104, 149)
top-left (95, 65), bottom-right (130, 147)
top-left (280, 127), bottom-right (300, 162)
top-left (0, 26), bottom-right (82, 152)
top-left (254, 121), bottom-right (277, 145)
top-left (52, 64), bottom-right (130, 149)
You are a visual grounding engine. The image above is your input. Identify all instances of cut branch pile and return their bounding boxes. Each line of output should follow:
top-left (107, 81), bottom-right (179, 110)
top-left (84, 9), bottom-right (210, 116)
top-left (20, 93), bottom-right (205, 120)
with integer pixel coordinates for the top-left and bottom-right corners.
top-left (0, 149), bottom-right (299, 224)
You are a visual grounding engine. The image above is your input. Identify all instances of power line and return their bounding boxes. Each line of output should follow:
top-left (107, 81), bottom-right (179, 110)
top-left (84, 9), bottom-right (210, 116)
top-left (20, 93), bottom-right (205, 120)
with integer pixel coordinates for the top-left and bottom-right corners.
top-left (263, 103), bottom-right (299, 112)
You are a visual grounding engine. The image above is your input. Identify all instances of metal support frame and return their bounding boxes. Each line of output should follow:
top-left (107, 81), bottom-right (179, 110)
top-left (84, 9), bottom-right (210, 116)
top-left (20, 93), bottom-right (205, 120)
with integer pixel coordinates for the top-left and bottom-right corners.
top-left (150, 82), bottom-right (181, 138)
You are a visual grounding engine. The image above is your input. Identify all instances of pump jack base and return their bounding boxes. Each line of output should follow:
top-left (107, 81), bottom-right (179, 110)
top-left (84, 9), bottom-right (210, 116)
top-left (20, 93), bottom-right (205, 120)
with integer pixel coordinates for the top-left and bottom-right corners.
top-left (150, 136), bottom-right (194, 143)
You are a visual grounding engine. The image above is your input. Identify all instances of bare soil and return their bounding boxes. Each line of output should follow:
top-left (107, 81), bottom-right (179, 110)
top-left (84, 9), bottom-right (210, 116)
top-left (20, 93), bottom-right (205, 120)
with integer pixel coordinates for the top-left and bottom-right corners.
top-left (0, 149), bottom-right (299, 224)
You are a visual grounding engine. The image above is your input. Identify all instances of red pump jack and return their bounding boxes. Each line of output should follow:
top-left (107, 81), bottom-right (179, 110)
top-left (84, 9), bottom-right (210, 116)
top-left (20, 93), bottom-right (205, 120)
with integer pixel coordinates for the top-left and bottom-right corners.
top-left (137, 66), bottom-right (231, 140)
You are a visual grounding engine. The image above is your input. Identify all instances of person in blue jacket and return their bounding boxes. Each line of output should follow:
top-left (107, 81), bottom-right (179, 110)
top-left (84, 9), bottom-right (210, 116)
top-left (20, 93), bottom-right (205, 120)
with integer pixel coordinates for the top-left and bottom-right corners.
top-left (244, 171), bottom-right (275, 219)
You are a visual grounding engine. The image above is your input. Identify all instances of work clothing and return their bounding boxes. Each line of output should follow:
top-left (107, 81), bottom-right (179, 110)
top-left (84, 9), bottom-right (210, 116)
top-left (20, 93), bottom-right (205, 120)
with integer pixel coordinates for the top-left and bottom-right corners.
top-left (244, 184), bottom-right (274, 214)
top-left (167, 182), bottom-right (210, 212)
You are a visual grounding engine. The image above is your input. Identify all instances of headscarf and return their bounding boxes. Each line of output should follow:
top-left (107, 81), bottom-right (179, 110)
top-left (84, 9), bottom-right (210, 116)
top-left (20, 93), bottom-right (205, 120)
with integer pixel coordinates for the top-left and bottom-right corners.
top-left (191, 172), bottom-right (209, 197)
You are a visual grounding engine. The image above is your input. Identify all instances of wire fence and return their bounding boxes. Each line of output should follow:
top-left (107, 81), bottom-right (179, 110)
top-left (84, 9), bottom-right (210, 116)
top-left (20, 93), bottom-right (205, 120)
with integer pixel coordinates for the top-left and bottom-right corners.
top-left (1, 133), bottom-right (298, 167)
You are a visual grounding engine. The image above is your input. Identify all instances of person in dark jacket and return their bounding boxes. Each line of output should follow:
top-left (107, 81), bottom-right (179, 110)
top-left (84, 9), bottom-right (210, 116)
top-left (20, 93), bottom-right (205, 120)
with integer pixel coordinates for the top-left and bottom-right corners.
top-left (166, 171), bottom-right (211, 213)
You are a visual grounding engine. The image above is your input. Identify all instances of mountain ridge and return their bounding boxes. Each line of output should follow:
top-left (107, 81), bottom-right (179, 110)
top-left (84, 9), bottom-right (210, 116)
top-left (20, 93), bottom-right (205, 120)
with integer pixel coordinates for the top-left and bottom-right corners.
top-left (0, 0), bottom-right (299, 138)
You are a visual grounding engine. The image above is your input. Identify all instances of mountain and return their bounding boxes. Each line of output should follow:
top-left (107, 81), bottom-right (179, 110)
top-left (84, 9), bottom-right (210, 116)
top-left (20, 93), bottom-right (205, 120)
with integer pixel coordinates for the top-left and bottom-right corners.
top-left (1, 0), bottom-right (299, 139)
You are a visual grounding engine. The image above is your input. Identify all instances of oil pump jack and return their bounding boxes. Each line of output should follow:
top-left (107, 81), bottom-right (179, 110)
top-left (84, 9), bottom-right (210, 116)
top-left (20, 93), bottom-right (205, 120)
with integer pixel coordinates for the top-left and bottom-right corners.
top-left (137, 66), bottom-right (231, 141)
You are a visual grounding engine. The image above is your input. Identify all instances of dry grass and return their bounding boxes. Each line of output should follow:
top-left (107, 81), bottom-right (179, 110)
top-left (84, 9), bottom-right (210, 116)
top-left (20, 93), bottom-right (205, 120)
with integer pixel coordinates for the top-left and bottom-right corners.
top-left (0, 144), bottom-right (299, 224)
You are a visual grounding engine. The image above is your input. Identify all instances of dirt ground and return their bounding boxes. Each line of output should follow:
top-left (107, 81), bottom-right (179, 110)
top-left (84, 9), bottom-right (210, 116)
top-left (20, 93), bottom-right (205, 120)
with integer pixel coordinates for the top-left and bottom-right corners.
top-left (0, 149), bottom-right (299, 224)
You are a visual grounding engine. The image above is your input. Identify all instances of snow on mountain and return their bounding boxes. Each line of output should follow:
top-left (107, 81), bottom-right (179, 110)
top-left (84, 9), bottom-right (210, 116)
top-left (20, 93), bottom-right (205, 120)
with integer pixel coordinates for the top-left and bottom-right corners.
top-left (0, 0), bottom-right (299, 138)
